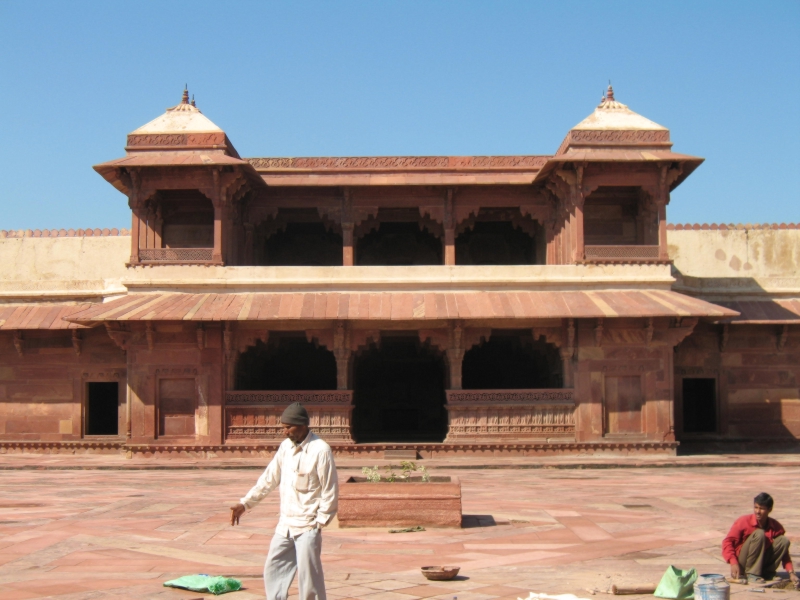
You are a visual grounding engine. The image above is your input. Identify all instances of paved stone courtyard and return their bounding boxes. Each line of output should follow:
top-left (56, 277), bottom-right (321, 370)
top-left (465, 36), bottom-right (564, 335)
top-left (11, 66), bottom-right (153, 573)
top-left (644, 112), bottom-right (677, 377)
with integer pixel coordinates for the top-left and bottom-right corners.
top-left (2, 458), bottom-right (800, 600)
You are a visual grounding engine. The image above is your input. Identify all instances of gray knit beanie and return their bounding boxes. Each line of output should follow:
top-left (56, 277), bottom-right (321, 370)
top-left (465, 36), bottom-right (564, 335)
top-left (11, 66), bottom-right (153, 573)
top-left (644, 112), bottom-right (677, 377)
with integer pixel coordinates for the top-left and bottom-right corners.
top-left (281, 402), bottom-right (309, 426)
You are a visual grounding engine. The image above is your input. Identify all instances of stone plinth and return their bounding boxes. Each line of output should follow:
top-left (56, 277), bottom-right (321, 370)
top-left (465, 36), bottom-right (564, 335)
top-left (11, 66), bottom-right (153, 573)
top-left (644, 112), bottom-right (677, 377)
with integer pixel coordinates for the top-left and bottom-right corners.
top-left (338, 476), bottom-right (462, 528)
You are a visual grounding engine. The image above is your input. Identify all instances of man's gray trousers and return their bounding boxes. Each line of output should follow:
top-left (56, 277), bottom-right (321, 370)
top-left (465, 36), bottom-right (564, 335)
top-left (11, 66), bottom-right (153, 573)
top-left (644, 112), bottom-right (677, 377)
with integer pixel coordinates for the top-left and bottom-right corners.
top-left (264, 528), bottom-right (326, 600)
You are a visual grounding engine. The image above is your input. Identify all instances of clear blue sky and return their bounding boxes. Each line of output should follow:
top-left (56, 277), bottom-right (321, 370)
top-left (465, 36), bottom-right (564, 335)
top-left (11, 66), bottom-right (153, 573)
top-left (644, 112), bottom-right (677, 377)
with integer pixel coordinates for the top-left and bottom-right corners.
top-left (1, 1), bottom-right (798, 230)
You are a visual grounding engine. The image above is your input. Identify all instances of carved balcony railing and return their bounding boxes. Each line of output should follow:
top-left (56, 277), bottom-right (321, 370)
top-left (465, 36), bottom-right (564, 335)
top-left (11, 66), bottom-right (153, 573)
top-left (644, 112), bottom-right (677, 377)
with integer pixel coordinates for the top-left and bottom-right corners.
top-left (139, 248), bottom-right (215, 262)
top-left (225, 390), bottom-right (354, 443)
top-left (445, 389), bottom-right (576, 441)
top-left (584, 245), bottom-right (662, 263)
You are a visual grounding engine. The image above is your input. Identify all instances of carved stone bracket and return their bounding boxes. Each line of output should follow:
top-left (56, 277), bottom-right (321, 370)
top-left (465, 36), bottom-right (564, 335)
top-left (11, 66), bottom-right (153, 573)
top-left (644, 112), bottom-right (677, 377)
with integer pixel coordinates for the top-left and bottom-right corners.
top-left (72, 330), bottom-right (82, 356)
top-left (13, 331), bottom-right (23, 357)
top-left (224, 322), bottom-right (234, 360)
top-left (145, 323), bottom-right (155, 352)
top-left (719, 324), bottom-right (730, 352)
top-left (645, 318), bottom-right (654, 347)
top-left (778, 325), bottom-right (789, 351)
top-left (196, 325), bottom-right (205, 350)
top-left (105, 323), bottom-right (130, 352)
top-left (595, 318), bottom-right (604, 347)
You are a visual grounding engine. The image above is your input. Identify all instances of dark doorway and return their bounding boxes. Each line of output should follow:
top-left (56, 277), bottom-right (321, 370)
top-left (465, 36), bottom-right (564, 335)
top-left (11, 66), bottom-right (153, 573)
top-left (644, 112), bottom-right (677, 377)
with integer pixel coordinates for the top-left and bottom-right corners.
top-left (237, 334), bottom-right (337, 390)
top-left (683, 378), bottom-right (717, 433)
top-left (356, 222), bottom-right (442, 266)
top-left (86, 382), bottom-right (118, 436)
top-left (462, 331), bottom-right (562, 389)
top-left (352, 335), bottom-right (447, 442)
top-left (260, 222), bottom-right (343, 266)
top-left (456, 221), bottom-right (536, 265)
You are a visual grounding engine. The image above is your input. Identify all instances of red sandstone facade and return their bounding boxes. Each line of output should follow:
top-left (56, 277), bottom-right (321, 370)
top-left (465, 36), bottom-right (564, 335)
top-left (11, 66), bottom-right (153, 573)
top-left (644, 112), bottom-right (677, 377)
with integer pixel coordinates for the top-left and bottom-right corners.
top-left (0, 87), bottom-right (797, 457)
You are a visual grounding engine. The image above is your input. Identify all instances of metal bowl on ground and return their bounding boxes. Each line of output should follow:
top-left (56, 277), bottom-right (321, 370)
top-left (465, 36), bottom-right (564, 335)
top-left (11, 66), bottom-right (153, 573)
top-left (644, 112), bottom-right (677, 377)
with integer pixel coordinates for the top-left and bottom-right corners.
top-left (421, 566), bottom-right (460, 581)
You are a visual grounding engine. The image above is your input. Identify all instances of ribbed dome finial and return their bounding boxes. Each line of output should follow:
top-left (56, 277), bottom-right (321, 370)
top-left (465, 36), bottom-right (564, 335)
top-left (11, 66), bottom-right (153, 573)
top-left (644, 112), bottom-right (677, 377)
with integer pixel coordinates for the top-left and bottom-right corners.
top-left (182, 85), bottom-right (189, 104)
top-left (606, 83), bottom-right (615, 102)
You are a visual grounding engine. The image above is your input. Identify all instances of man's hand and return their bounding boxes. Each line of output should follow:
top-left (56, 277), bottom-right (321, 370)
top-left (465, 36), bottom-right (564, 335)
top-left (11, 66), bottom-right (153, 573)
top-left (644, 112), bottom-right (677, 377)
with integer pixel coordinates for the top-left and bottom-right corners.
top-left (730, 562), bottom-right (741, 580)
top-left (789, 571), bottom-right (799, 588)
top-left (230, 503), bottom-right (246, 526)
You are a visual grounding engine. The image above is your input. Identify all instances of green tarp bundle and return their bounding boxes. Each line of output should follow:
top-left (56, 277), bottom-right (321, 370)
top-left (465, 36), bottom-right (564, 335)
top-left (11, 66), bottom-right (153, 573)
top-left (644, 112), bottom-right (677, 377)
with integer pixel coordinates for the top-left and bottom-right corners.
top-left (164, 574), bottom-right (242, 595)
top-left (654, 566), bottom-right (698, 600)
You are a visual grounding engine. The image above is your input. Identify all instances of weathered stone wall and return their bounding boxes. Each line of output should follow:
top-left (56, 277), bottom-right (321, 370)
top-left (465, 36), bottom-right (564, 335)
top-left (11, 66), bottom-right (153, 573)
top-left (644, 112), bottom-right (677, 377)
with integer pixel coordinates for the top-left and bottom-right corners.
top-left (0, 234), bottom-right (129, 298)
top-left (0, 328), bottom-right (125, 440)
top-left (675, 322), bottom-right (800, 440)
top-left (668, 226), bottom-right (800, 281)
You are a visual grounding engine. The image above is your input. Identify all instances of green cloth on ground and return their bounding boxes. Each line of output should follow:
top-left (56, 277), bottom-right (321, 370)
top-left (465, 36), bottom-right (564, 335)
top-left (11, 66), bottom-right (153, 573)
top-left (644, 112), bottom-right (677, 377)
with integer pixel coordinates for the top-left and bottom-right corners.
top-left (389, 525), bottom-right (426, 533)
top-left (164, 574), bottom-right (242, 595)
top-left (654, 566), bottom-right (698, 599)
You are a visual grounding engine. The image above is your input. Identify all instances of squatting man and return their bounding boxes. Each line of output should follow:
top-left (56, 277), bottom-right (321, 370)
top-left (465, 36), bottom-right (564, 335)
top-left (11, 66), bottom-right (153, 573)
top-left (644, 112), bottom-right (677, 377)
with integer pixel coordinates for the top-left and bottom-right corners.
top-left (723, 492), bottom-right (799, 586)
top-left (230, 402), bottom-right (338, 600)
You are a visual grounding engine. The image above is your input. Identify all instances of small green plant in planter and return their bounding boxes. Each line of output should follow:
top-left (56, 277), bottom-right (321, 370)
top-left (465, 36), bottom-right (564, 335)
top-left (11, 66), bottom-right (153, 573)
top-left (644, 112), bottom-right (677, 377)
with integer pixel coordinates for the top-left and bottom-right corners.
top-left (361, 466), bottom-right (381, 482)
top-left (361, 462), bottom-right (431, 483)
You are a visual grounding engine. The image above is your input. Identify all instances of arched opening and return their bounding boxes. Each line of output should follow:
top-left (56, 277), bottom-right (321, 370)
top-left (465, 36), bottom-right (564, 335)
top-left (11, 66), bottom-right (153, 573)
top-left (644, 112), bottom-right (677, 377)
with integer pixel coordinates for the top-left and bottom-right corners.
top-left (254, 209), bottom-right (343, 266)
top-left (356, 211), bottom-right (443, 265)
top-left (160, 190), bottom-right (214, 248)
top-left (462, 330), bottom-right (562, 389)
top-left (236, 333), bottom-right (337, 390)
top-left (352, 334), bottom-right (447, 442)
top-left (455, 208), bottom-right (545, 265)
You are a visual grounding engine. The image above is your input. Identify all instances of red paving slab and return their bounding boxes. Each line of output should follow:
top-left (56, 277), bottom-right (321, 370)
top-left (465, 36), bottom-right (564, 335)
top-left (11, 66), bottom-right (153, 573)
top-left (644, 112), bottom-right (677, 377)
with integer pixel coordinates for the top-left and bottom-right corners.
top-left (0, 461), bottom-right (799, 599)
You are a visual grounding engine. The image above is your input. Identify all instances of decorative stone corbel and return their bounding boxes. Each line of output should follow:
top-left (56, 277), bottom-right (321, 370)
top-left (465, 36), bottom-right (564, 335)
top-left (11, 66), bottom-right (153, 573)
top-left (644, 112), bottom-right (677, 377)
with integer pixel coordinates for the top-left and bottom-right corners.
top-left (145, 322), bottom-right (155, 351)
top-left (105, 323), bottom-right (130, 352)
top-left (196, 325), bottom-right (205, 350)
top-left (71, 330), bottom-right (82, 356)
top-left (13, 331), bottom-right (23, 357)
top-left (719, 324), bottom-right (730, 352)
top-left (594, 318), bottom-right (604, 347)
top-left (645, 318), bottom-right (654, 347)
top-left (778, 324), bottom-right (789, 351)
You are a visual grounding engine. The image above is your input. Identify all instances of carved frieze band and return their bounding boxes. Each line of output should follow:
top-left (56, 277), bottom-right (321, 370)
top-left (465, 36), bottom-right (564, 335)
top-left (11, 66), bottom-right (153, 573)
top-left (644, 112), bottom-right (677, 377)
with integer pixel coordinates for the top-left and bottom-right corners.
top-left (567, 130), bottom-right (671, 144)
top-left (445, 405), bottom-right (576, 439)
top-left (126, 133), bottom-right (227, 147)
top-left (446, 389), bottom-right (574, 404)
top-left (247, 156), bottom-right (548, 170)
top-left (584, 245), bottom-right (660, 259)
top-left (225, 391), bottom-right (354, 406)
top-left (139, 248), bottom-right (214, 262)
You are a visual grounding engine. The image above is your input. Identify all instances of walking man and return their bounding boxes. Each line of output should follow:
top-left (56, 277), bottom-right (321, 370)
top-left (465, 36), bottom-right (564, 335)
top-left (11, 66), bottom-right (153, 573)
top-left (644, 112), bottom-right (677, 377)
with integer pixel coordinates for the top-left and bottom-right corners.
top-left (230, 402), bottom-right (338, 600)
top-left (723, 492), bottom-right (799, 585)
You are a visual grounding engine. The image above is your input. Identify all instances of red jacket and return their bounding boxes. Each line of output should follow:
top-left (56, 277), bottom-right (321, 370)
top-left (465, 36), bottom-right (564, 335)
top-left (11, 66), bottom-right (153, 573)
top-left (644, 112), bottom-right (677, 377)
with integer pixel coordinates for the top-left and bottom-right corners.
top-left (722, 514), bottom-right (793, 571)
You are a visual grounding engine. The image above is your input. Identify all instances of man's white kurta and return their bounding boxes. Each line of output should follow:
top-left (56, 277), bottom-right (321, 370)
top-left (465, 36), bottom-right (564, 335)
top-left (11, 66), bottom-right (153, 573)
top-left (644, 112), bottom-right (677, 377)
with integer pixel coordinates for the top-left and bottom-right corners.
top-left (240, 432), bottom-right (338, 537)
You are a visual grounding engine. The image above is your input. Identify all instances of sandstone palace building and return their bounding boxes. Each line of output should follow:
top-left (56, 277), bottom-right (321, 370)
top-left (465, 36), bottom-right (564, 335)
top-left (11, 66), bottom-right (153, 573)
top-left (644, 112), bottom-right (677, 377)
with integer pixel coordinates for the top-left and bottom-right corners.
top-left (1, 87), bottom-right (798, 457)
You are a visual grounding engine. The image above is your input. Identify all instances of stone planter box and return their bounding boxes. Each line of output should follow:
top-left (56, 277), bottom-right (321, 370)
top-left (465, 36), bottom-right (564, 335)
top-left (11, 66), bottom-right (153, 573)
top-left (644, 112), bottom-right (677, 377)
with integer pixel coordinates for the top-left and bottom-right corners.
top-left (338, 476), bottom-right (462, 528)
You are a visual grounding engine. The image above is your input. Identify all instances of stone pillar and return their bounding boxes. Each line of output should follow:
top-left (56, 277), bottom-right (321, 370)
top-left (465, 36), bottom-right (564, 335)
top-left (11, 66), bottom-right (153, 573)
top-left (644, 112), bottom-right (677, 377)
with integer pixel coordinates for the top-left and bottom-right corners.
top-left (573, 166), bottom-right (585, 263)
top-left (333, 321), bottom-right (351, 390)
top-left (129, 207), bottom-right (142, 264)
top-left (342, 223), bottom-right (354, 266)
top-left (443, 188), bottom-right (456, 265)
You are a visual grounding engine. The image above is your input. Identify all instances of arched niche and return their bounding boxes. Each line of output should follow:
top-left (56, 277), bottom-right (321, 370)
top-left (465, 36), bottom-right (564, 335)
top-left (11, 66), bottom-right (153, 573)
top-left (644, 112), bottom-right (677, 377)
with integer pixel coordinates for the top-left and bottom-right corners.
top-left (455, 208), bottom-right (545, 265)
top-left (352, 333), bottom-right (447, 442)
top-left (355, 208), bottom-right (443, 266)
top-left (462, 329), bottom-right (562, 389)
top-left (236, 332), bottom-right (337, 390)
top-left (253, 208), bottom-right (343, 266)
